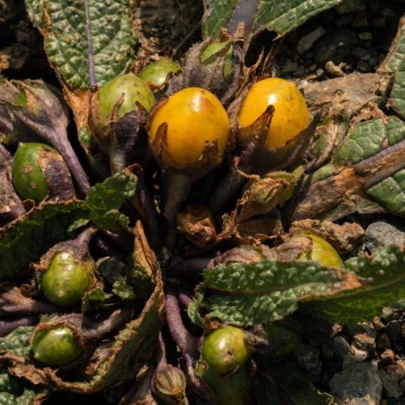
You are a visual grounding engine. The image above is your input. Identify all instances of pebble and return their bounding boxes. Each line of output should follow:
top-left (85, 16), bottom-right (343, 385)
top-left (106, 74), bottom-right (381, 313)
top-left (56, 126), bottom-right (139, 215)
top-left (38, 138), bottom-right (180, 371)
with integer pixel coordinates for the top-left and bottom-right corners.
top-left (358, 31), bottom-right (373, 40)
top-left (325, 60), bottom-right (345, 77)
top-left (377, 333), bottom-right (392, 351)
top-left (385, 321), bottom-right (403, 343)
top-left (314, 27), bottom-right (358, 65)
top-left (330, 362), bottom-right (382, 405)
top-left (380, 349), bottom-right (395, 366)
top-left (281, 58), bottom-right (298, 74)
top-left (328, 335), bottom-right (351, 362)
top-left (364, 220), bottom-right (405, 253)
top-left (296, 27), bottom-right (326, 54)
top-left (352, 47), bottom-right (371, 61)
top-left (336, 0), bottom-right (366, 14)
top-left (378, 370), bottom-right (403, 398)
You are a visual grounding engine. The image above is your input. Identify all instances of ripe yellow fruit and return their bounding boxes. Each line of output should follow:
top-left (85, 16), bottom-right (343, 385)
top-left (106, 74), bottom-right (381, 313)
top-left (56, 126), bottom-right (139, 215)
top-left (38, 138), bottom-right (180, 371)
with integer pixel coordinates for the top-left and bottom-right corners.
top-left (238, 78), bottom-right (310, 149)
top-left (147, 87), bottom-right (230, 170)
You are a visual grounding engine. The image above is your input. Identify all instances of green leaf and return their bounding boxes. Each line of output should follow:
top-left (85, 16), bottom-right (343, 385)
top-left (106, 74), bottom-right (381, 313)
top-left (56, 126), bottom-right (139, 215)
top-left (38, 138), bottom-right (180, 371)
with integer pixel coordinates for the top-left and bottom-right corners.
top-left (187, 293), bottom-right (205, 329)
top-left (25, 0), bottom-right (136, 89)
top-left (0, 201), bottom-right (86, 281)
top-left (382, 18), bottom-right (405, 118)
top-left (84, 171), bottom-right (137, 231)
top-left (300, 245), bottom-right (405, 325)
top-left (112, 278), bottom-right (136, 300)
top-left (0, 327), bottom-right (34, 357)
top-left (203, 0), bottom-right (340, 38)
top-left (202, 259), bottom-right (363, 326)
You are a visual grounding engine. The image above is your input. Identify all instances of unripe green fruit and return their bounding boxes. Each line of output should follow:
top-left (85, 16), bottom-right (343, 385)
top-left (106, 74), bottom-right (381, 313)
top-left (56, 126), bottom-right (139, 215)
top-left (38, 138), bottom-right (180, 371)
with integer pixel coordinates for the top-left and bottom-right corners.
top-left (40, 251), bottom-right (95, 306)
top-left (11, 142), bottom-right (55, 203)
top-left (138, 57), bottom-right (182, 88)
top-left (201, 42), bottom-right (233, 77)
top-left (293, 232), bottom-right (343, 268)
top-left (98, 73), bottom-right (156, 119)
top-left (32, 327), bottom-right (82, 366)
top-left (201, 326), bottom-right (249, 375)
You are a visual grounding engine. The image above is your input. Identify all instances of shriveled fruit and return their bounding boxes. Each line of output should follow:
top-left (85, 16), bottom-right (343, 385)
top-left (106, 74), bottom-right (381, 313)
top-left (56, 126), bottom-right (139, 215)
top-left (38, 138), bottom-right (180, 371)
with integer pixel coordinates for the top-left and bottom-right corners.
top-left (98, 73), bottom-right (156, 119)
top-left (147, 87), bottom-right (230, 170)
top-left (292, 232), bottom-right (343, 267)
top-left (11, 142), bottom-right (55, 203)
top-left (32, 326), bottom-right (82, 366)
top-left (238, 78), bottom-right (310, 149)
top-left (201, 326), bottom-right (249, 375)
top-left (138, 57), bottom-right (182, 88)
top-left (40, 251), bottom-right (95, 306)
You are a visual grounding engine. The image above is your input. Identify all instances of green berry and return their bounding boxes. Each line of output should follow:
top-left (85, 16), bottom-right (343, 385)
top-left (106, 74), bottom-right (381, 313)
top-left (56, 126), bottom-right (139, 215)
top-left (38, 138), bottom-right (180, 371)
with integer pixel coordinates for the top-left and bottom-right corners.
top-left (11, 142), bottom-right (56, 204)
top-left (138, 57), bottom-right (182, 88)
top-left (98, 73), bottom-right (156, 119)
top-left (201, 326), bottom-right (249, 375)
top-left (40, 251), bottom-right (95, 306)
top-left (32, 327), bottom-right (83, 367)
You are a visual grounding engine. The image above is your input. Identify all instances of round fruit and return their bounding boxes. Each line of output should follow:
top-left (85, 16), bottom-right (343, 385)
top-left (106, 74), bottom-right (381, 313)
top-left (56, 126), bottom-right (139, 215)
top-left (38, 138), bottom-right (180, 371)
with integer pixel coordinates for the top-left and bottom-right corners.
top-left (138, 58), bottom-right (182, 88)
top-left (201, 326), bottom-right (249, 375)
top-left (147, 87), bottom-right (230, 169)
top-left (201, 42), bottom-right (233, 77)
top-left (32, 326), bottom-right (83, 366)
top-left (238, 77), bottom-right (310, 149)
top-left (11, 142), bottom-right (57, 204)
top-left (292, 232), bottom-right (343, 267)
top-left (40, 251), bottom-right (95, 306)
top-left (98, 73), bottom-right (156, 119)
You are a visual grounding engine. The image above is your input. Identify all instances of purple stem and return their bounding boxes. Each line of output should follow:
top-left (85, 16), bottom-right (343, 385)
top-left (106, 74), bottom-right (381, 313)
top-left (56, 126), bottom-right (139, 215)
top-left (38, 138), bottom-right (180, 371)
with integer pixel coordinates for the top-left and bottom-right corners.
top-left (165, 287), bottom-right (199, 364)
top-left (178, 290), bottom-right (192, 310)
top-left (137, 172), bottom-right (162, 253)
top-left (84, 0), bottom-right (96, 86)
top-left (0, 316), bottom-right (39, 336)
top-left (156, 332), bottom-right (167, 371)
top-left (167, 258), bottom-right (210, 278)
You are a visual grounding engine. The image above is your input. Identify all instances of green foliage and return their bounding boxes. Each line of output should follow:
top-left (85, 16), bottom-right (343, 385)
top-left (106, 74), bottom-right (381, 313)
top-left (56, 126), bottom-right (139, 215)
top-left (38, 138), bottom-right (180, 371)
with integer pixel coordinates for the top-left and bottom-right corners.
top-left (84, 170), bottom-right (137, 231)
top-left (25, 0), bottom-right (136, 89)
top-left (202, 259), bottom-right (360, 326)
top-left (0, 201), bottom-right (86, 281)
top-left (300, 245), bottom-right (405, 325)
top-left (203, 0), bottom-right (340, 37)
top-left (0, 327), bottom-right (34, 357)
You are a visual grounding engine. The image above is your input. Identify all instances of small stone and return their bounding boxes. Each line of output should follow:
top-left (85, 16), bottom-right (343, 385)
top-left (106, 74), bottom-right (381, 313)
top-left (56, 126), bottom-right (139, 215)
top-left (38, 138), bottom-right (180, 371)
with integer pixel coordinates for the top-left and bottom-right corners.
top-left (385, 321), bottom-right (403, 343)
top-left (398, 379), bottom-right (405, 393)
top-left (292, 66), bottom-right (305, 77)
top-left (349, 345), bottom-right (369, 362)
top-left (364, 221), bottom-right (405, 252)
top-left (335, 14), bottom-right (354, 28)
top-left (281, 58), bottom-right (298, 74)
top-left (368, 0), bottom-right (381, 15)
top-left (368, 57), bottom-right (378, 67)
top-left (336, 0), bottom-right (366, 14)
top-left (314, 28), bottom-right (358, 64)
top-left (385, 361), bottom-right (405, 381)
top-left (379, 370), bottom-right (403, 398)
top-left (316, 68), bottom-right (325, 78)
top-left (356, 60), bottom-right (373, 72)
top-left (330, 362), bottom-right (382, 405)
top-left (325, 60), bottom-right (345, 77)
top-left (296, 27), bottom-right (326, 54)
top-left (380, 349), bottom-right (395, 366)
top-left (358, 31), bottom-right (373, 40)
top-left (373, 317), bottom-right (386, 332)
top-left (352, 11), bottom-right (371, 28)
top-left (308, 63), bottom-right (317, 72)
top-left (377, 333), bottom-right (391, 351)
top-left (328, 335), bottom-right (351, 362)
top-left (352, 47), bottom-right (371, 61)
top-left (295, 345), bottom-right (322, 382)
top-left (373, 17), bottom-right (386, 28)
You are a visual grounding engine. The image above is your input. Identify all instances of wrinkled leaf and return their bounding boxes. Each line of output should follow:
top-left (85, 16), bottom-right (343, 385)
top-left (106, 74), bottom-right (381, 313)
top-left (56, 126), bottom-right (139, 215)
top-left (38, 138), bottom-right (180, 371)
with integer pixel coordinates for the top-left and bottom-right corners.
top-left (202, 259), bottom-right (364, 326)
top-left (84, 170), bottom-right (137, 231)
top-left (0, 327), bottom-right (34, 357)
top-left (292, 113), bottom-right (405, 221)
top-left (300, 244), bottom-right (405, 325)
top-left (203, 0), bottom-right (340, 38)
top-left (0, 201), bottom-right (86, 281)
top-left (25, 0), bottom-right (136, 89)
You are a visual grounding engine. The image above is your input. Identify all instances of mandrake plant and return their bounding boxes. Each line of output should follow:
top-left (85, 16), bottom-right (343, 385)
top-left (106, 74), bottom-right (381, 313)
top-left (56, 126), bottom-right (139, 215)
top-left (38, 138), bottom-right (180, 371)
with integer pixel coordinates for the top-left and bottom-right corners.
top-left (2, 0), bottom-right (405, 404)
